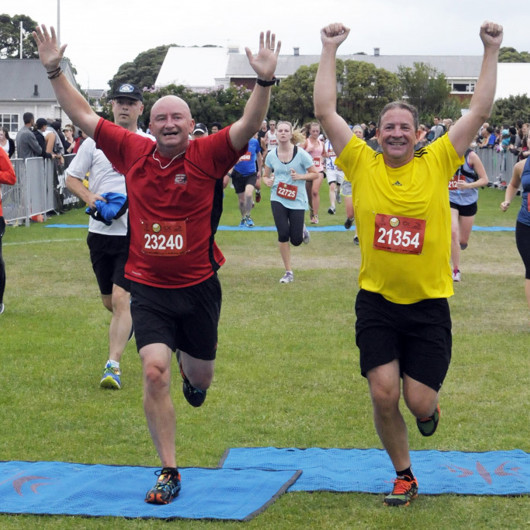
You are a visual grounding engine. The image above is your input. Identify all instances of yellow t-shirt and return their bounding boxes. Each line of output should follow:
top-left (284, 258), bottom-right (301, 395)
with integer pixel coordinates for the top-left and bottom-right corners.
top-left (336, 134), bottom-right (463, 304)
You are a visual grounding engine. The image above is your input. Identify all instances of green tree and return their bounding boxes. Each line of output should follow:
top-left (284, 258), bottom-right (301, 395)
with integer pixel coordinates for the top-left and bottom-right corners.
top-left (499, 46), bottom-right (530, 63)
top-left (109, 45), bottom-right (175, 93)
top-left (269, 59), bottom-right (402, 126)
top-left (397, 62), bottom-right (451, 122)
top-left (0, 13), bottom-right (39, 59)
top-left (339, 60), bottom-right (402, 124)
top-left (269, 64), bottom-right (318, 124)
top-left (491, 94), bottom-right (530, 125)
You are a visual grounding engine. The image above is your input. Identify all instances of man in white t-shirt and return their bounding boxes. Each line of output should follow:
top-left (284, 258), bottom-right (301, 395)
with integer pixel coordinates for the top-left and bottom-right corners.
top-left (66, 83), bottom-right (154, 390)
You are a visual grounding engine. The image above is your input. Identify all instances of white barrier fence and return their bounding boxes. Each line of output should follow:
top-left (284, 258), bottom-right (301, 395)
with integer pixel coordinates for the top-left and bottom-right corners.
top-left (474, 148), bottom-right (518, 187)
top-left (1, 154), bottom-right (80, 226)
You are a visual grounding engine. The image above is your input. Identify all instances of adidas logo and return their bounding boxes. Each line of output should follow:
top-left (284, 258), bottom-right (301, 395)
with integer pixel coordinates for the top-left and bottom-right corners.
top-left (392, 181), bottom-right (402, 186)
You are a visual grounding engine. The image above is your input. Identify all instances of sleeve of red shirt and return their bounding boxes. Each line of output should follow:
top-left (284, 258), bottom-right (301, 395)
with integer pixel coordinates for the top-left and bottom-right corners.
top-left (0, 148), bottom-right (16, 185)
top-left (189, 125), bottom-right (248, 179)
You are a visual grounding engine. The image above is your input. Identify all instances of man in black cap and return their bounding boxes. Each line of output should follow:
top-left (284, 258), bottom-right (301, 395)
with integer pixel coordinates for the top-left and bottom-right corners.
top-left (66, 83), bottom-right (153, 391)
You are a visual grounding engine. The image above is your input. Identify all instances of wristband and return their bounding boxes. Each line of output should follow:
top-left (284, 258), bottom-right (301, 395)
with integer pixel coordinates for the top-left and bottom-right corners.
top-left (256, 77), bottom-right (276, 87)
top-left (47, 67), bottom-right (63, 80)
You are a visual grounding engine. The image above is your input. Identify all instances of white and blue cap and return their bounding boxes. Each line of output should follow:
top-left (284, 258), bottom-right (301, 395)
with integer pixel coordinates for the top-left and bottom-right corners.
top-left (109, 83), bottom-right (143, 102)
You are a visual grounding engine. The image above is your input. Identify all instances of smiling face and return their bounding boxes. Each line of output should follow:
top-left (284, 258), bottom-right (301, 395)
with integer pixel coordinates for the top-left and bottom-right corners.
top-left (376, 108), bottom-right (420, 168)
top-left (149, 96), bottom-right (194, 156)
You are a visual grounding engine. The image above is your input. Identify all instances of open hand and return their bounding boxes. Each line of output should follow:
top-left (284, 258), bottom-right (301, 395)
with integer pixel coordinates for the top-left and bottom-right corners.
top-left (33, 25), bottom-right (67, 71)
top-left (245, 31), bottom-right (281, 81)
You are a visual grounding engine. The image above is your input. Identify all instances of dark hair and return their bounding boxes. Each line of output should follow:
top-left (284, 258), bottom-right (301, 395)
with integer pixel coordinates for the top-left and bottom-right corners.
top-left (210, 121), bottom-right (222, 129)
top-left (23, 112), bottom-right (34, 125)
top-left (378, 101), bottom-right (419, 131)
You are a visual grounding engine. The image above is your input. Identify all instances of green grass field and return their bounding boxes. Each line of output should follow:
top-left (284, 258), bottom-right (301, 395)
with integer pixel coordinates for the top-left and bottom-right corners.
top-left (1, 185), bottom-right (528, 529)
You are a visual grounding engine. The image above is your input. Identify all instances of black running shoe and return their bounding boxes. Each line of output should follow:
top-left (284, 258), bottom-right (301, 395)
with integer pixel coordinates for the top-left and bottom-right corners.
top-left (145, 467), bottom-right (181, 504)
top-left (176, 351), bottom-right (207, 407)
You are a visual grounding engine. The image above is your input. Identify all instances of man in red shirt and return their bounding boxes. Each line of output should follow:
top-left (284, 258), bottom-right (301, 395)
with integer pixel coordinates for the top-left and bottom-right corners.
top-left (34, 24), bottom-right (281, 505)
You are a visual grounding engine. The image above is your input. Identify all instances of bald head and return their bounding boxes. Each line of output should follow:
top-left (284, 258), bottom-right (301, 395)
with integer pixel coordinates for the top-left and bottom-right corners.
top-left (150, 95), bottom-right (192, 122)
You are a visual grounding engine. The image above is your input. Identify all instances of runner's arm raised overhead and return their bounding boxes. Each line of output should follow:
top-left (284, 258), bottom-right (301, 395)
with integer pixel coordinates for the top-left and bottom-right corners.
top-left (449, 21), bottom-right (503, 157)
top-left (33, 25), bottom-right (100, 139)
top-left (230, 31), bottom-right (281, 152)
top-left (313, 23), bottom-right (353, 158)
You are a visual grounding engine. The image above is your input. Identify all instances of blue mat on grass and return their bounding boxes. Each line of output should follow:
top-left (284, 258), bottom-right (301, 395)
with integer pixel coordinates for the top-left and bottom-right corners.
top-left (0, 461), bottom-right (301, 520)
top-left (220, 448), bottom-right (529, 496)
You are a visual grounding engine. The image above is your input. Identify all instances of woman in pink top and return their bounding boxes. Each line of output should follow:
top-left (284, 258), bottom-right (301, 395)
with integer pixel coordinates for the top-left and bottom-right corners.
top-left (302, 122), bottom-right (326, 224)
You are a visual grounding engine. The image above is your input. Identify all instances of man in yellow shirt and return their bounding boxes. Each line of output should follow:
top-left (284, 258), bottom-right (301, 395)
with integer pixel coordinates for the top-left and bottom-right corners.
top-left (314, 21), bottom-right (503, 506)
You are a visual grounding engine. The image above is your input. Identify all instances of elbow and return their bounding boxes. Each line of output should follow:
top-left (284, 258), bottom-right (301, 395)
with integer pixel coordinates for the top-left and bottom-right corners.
top-left (314, 107), bottom-right (326, 122)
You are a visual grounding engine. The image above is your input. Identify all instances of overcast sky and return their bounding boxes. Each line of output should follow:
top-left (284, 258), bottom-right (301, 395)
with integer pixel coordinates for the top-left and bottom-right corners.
top-left (6, 0), bottom-right (530, 90)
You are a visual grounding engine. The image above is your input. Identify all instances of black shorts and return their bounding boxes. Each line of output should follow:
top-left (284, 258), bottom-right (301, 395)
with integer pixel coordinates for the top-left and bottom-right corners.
top-left (450, 201), bottom-right (478, 217)
top-left (231, 170), bottom-right (257, 194)
top-left (130, 274), bottom-right (222, 360)
top-left (355, 289), bottom-right (452, 391)
top-left (87, 232), bottom-right (130, 295)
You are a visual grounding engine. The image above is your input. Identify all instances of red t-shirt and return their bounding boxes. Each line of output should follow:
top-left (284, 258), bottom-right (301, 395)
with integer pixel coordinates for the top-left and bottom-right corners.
top-left (94, 119), bottom-right (246, 288)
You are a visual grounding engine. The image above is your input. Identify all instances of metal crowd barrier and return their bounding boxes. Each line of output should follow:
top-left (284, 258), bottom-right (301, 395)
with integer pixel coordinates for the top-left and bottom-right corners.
top-left (474, 148), bottom-right (518, 187)
top-left (1, 154), bottom-right (79, 226)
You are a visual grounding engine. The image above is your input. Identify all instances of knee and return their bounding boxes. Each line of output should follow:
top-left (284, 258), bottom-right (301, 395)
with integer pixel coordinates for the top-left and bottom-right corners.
top-left (403, 388), bottom-right (437, 418)
top-left (189, 371), bottom-right (213, 391)
top-left (143, 361), bottom-right (170, 390)
top-left (186, 364), bottom-right (214, 390)
top-left (370, 385), bottom-right (401, 417)
top-left (291, 236), bottom-right (303, 247)
top-left (111, 288), bottom-right (131, 313)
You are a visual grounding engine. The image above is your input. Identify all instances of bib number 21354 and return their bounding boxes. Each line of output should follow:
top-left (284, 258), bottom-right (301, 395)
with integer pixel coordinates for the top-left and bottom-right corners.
top-left (373, 214), bottom-right (425, 255)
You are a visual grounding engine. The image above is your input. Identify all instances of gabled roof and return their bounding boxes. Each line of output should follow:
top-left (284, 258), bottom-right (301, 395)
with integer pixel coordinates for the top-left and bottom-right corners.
top-left (0, 59), bottom-right (79, 101)
top-left (226, 53), bottom-right (483, 79)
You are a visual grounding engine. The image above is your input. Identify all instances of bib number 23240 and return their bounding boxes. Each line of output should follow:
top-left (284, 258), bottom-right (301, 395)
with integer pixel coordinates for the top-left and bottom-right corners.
top-left (141, 220), bottom-right (187, 256)
top-left (373, 214), bottom-right (425, 255)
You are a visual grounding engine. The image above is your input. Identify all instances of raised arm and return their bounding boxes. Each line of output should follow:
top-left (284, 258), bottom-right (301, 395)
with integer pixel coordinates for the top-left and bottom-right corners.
top-left (449, 21), bottom-right (503, 157)
top-left (33, 25), bottom-right (100, 139)
top-left (229, 31), bottom-right (281, 151)
top-left (313, 23), bottom-right (353, 157)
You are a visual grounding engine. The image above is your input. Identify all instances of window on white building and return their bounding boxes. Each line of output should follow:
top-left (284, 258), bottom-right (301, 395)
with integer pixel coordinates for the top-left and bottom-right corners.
top-left (0, 114), bottom-right (19, 133)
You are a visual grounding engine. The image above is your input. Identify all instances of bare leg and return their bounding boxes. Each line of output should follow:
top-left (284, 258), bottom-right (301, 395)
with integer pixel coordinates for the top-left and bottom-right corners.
top-left (106, 284), bottom-right (132, 363)
top-left (141, 343), bottom-right (176, 467)
top-left (367, 361), bottom-right (411, 471)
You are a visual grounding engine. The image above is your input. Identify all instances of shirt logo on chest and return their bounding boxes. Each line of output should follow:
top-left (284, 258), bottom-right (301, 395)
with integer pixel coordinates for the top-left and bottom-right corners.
top-left (174, 173), bottom-right (187, 185)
